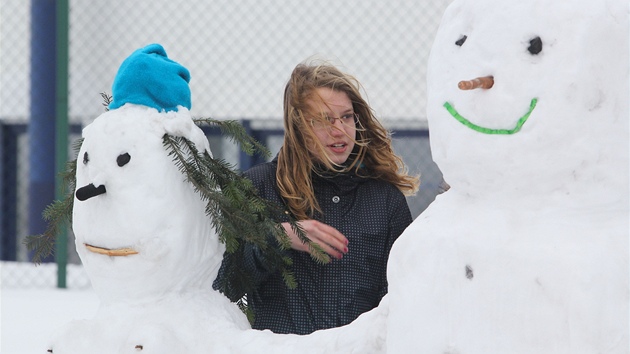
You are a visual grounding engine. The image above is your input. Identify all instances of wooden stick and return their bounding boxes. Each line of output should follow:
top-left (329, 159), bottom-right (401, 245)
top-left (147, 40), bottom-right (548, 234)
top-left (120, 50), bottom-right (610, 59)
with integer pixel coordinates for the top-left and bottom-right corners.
top-left (85, 243), bottom-right (138, 256)
top-left (458, 76), bottom-right (494, 90)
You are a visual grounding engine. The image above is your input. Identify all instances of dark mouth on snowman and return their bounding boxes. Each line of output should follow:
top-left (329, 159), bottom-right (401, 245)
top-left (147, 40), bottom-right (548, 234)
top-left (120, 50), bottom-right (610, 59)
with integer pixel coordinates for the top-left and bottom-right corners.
top-left (84, 243), bottom-right (138, 256)
top-left (443, 98), bottom-right (538, 135)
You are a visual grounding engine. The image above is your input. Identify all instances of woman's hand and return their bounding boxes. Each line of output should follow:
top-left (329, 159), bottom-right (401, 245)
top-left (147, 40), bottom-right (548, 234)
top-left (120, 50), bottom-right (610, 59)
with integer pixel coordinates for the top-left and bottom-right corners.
top-left (282, 220), bottom-right (349, 260)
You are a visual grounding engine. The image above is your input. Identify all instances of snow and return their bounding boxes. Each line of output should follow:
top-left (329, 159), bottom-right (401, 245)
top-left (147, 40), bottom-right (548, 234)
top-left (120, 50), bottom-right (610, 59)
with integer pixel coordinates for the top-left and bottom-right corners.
top-left (5, 0), bottom-right (629, 352)
top-left (2, 281), bottom-right (99, 354)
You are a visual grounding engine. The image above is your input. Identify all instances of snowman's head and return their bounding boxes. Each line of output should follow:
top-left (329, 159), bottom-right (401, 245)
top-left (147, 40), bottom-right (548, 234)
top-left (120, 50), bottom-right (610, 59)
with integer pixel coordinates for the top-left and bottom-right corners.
top-left (426, 0), bottom-right (628, 204)
top-left (73, 105), bottom-right (221, 303)
top-left (72, 44), bottom-right (222, 303)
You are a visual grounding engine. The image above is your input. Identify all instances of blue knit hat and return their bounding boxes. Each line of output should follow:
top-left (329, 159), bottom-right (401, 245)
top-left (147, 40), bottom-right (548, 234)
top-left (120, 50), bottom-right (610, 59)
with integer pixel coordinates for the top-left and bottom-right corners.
top-left (108, 43), bottom-right (191, 112)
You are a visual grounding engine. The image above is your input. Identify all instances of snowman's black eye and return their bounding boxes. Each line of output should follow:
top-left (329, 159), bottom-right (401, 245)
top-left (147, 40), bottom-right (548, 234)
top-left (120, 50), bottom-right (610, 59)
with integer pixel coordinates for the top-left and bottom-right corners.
top-left (117, 153), bottom-right (131, 167)
top-left (83, 152), bottom-right (89, 164)
top-left (465, 264), bottom-right (474, 280)
top-left (455, 35), bottom-right (467, 46)
top-left (528, 36), bottom-right (542, 55)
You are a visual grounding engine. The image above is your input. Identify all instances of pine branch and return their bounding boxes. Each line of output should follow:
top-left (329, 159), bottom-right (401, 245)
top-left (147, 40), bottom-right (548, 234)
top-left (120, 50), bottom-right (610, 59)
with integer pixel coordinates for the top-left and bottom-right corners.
top-left (281, 268), bottom-right (297, 289)
top-left (194, 118), bottom-right (270, 158)
top-left (162, 134), bottom-right (302, 298)
top-left (237, 297), bottom-right (255, 324)
top-left (24, 143), bottom-right (80, 263)
top-left (288, 220), bottom-right (330, 264)
top-left (100, 92), bottom-right (112, 111)
top-left (307, 242), bottom-right (331, 265)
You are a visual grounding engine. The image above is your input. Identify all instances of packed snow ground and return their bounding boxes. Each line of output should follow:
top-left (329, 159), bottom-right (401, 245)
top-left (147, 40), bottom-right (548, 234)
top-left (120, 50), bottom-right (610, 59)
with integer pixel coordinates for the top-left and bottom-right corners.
top-left (1, 261), bottom-right (97, 354)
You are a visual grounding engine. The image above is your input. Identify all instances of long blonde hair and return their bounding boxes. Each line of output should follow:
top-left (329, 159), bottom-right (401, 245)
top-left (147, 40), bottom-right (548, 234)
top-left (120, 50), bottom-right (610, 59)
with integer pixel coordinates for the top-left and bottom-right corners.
top-left (277, 62), bottom-right (419, 220)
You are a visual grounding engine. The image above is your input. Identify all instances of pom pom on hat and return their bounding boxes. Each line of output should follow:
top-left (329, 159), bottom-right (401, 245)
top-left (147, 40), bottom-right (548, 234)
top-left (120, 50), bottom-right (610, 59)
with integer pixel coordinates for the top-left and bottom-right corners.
top-left (109, 43), bottom-right (191, 112)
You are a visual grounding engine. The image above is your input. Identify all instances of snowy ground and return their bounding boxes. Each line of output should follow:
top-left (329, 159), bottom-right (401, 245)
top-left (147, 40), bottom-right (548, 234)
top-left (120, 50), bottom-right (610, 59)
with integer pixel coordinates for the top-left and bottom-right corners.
top-left (1, 261), bottom-right (98, 354)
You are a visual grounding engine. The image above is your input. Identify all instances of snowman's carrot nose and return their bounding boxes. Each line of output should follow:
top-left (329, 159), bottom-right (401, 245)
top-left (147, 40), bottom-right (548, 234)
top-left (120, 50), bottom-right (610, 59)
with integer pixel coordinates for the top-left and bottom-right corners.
top-left (458, 76), bottom-right (494, 90)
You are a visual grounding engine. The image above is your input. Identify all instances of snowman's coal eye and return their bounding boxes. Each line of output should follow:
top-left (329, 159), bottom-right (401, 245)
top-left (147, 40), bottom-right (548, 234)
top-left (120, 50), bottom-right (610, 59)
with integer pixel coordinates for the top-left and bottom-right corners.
top-left (528, 36), bottom-right (542, 55)
top-left (455, 35), bottom-right (467, 46)
top-left (117, 152), bottom-right (131, 167)
top-left (83, 152), bottom-right (89, 164)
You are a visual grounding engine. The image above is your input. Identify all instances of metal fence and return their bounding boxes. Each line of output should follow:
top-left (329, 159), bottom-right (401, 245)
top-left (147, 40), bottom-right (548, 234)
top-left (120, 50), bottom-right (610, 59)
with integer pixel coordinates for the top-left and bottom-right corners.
top-left (1, 0), bottom-right (451, 287)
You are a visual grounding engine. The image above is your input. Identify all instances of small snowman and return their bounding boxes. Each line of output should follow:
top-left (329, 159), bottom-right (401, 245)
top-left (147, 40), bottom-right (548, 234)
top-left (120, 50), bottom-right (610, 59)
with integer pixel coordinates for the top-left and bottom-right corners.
top-left (385, 0), bottom-right (628, 353)
top-left (48, 44), bottom-right (250, 354)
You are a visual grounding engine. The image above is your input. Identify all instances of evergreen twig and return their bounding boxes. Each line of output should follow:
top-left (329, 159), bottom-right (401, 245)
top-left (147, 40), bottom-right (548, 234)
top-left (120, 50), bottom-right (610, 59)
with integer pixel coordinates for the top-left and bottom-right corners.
top-left (100, 92), bottom-right (113, 111)
top-left (25, 143), bottom-right (80, 263)
top-left (194, 118), bottom-right (270, 158)
top-left (163, 134), bottom-right (304, 296)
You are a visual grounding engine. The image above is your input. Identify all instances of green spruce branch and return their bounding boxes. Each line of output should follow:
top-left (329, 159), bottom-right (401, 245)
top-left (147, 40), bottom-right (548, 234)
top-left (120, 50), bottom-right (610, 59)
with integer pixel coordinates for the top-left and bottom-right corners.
top-left (163, 134), bottom-right (302, 293)
top-left (25, 93), bottom-right (109, 260)
top-left (25, 141), bottom-right (81, 263)
top-left (194, 118), bottom-right (269, 158)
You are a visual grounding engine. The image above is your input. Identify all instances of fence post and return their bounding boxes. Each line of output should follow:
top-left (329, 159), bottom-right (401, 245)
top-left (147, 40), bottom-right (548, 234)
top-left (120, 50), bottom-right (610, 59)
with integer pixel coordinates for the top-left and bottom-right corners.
top-left (0, 123), bottom-right (19, 260)
top-left (29, 0), bottom-right (57, 265)
top-left (55, 0), bottom-right (70, 288)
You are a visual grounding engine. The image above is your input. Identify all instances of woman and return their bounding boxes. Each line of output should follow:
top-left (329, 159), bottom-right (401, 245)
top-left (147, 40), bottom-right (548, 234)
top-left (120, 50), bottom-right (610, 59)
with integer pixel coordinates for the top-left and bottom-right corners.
top-left (216, 62), bottom-right (419, 335)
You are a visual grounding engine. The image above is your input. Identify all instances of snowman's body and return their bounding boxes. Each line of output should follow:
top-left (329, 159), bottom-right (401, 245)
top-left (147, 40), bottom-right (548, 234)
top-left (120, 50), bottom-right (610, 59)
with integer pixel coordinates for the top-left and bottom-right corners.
top-left (386, 0), bottom-right (629, 352)
top-left (388, 193), bottom-right (627, 353)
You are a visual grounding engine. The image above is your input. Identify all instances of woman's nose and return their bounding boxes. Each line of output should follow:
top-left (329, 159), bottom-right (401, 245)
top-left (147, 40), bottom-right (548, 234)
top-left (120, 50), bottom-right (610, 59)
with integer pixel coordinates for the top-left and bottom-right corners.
top-left (330, 119), bottom-right (345, 134)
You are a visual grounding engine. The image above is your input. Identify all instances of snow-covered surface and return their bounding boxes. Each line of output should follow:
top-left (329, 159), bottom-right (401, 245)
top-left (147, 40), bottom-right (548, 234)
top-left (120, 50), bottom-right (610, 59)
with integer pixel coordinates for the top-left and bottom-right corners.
top-left (2, 289), bottom-right (95, 353)
top-left (2, 271), bottom-right (99, 354)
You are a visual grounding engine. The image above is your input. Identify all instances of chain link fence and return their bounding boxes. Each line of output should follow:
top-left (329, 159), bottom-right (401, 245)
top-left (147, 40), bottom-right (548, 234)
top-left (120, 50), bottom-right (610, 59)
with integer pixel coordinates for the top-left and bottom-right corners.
top-left (1, 0), bottom-right (451, 288)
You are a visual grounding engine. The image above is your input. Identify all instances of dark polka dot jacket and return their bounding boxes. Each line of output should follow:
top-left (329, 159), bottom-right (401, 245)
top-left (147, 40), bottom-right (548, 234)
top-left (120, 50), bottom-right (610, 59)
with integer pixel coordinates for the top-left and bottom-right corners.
top-left (216, 159), bottom-right (412, 335)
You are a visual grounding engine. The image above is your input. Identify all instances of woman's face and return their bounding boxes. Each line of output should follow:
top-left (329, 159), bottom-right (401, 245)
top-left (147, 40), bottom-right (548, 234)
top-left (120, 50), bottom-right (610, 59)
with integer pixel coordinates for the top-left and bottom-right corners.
top-left (307, 87), bottom-right (357, 165)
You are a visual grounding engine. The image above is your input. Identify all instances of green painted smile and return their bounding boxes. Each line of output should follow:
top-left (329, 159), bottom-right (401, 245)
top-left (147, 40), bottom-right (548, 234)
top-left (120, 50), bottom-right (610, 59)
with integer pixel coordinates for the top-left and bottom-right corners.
top-left (443, 98), bottom-right (538, 135)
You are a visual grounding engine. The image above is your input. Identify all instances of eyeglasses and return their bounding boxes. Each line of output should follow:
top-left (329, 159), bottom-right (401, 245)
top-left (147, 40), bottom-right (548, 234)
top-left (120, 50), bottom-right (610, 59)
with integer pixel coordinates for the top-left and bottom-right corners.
top-left (310, 113), bottom-right (359, 129)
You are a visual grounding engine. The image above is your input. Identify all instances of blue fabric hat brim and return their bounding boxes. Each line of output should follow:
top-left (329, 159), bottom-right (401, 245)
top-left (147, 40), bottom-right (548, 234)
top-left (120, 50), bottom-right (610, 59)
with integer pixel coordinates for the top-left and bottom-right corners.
top-left (108, 43), bottom-right (191, 112)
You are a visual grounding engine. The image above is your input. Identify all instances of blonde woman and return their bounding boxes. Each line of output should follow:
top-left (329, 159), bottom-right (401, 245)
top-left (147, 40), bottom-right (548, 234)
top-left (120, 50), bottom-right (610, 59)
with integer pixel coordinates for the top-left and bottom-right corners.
top-left (216, 62), bottom-right (419, 334)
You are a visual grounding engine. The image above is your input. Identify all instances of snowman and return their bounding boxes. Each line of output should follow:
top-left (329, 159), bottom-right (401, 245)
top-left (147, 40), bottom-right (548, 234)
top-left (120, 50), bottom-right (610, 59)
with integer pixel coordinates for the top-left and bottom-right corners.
top-left (384, 0), bottom-right (629, 353)
top-left (48, 44), bottom-right (251, 353)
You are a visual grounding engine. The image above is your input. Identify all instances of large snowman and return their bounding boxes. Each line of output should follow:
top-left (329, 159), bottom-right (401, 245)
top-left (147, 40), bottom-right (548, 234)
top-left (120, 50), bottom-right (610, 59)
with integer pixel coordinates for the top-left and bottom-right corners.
top-left (385, 0), bottom-right (629, 353)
